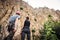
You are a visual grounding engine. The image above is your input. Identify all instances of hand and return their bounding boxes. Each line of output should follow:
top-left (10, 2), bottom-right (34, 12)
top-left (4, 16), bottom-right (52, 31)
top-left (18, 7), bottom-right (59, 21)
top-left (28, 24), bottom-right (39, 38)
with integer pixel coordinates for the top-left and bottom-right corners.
top-left (13, 29), bottom-right (16, 33)
top-left (20, 30), bottom-right (22, 35)
top-left (20, 32), bottom-right (22, 35)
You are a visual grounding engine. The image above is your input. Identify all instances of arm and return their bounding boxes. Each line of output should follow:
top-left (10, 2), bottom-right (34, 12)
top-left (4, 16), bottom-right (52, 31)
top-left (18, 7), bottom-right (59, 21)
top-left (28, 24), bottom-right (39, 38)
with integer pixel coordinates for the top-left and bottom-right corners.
top-left (14, 18), bottom-right (19, 32)
top-left (14, 16), bottom-right (21, 32)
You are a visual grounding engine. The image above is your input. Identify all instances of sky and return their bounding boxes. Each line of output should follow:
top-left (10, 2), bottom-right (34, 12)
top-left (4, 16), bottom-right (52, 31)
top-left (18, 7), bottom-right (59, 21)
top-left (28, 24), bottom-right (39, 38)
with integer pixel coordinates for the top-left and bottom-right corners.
top-left (23, 0), bottom-right (60, 10)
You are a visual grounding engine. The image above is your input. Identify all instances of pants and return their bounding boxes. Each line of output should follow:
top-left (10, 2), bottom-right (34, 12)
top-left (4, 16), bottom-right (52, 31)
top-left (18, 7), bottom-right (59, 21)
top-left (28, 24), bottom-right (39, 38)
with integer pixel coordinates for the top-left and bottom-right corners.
top-left (4, 22), bottom-right (15, 40)
top-left (4, 31), bottom-right (15, 40)
top-left (21, 30), bottom-right (30, 40)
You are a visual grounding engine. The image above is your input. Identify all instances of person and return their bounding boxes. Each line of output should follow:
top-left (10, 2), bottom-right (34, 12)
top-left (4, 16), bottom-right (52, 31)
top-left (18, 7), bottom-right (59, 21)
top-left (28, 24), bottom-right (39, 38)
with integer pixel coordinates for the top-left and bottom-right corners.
top-left (5, 11), bottom-right (21, 40)
top-left (21, 17), bottom-right (30, 40)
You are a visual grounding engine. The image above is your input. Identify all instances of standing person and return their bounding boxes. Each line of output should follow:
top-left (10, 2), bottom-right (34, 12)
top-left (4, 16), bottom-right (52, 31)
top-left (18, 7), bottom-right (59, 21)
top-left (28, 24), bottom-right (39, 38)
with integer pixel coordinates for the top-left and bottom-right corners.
top-left (21, 17), bottom-right (30, 40)
top-left (5, 11), bottom-right (21, 40)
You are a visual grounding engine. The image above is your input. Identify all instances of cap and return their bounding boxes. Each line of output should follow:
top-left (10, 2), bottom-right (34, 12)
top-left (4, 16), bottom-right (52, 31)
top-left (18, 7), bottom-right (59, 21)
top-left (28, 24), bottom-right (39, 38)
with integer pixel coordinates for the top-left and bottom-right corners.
top-left (16, 11), bottom-right (21, 15)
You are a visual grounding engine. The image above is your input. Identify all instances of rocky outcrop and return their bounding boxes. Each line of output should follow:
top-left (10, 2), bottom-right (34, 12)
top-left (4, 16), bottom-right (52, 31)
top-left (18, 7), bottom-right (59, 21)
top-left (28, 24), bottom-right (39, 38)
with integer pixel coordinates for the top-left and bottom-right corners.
top-left (0, 0), bottom-right (60, 40)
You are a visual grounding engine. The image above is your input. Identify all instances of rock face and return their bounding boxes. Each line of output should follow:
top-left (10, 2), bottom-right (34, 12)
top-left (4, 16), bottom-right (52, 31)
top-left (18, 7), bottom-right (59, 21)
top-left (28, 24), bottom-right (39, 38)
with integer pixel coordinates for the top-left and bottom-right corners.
top-left (0, 0), bottom-right (60, 40)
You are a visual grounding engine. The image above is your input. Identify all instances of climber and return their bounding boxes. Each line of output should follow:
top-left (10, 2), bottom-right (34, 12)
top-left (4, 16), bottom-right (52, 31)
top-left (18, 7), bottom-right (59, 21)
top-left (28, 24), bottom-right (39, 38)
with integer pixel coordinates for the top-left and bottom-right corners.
top-left (6, 11), bottom-right (21, 40)
top-left (21, 17), bottom-right (30, 40)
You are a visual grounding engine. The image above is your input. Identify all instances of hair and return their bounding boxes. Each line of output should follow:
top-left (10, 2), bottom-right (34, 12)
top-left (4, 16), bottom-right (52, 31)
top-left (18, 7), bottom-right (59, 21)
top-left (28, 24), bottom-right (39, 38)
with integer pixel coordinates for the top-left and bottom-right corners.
top-left (26, 17), bottom-right (29, 20)
top-left (16, 13), bottom-right (20, 15)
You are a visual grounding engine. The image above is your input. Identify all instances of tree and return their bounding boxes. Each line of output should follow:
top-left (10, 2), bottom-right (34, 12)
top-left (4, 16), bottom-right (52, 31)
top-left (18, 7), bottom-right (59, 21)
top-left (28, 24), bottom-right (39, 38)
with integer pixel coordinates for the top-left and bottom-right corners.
top-left (40, 15), bottom-right (58, 40)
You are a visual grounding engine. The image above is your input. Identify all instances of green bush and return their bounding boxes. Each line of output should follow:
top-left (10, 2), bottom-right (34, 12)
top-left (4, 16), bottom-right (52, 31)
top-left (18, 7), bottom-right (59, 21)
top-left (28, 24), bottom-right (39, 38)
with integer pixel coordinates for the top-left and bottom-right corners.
top-left (32, 29), bottom-right (35, 33)
top-left (20, 7), bottom-right (23, 10)
top-left (53, 21), bottom-right (60, 39)
top-left (32, 29), bottom-right (35, 40)
top-left (40, 15), bottom-right (59, 40)
top-left (34, 18), bottom-right (37, 22)
top-left (0, 25), bottom-right (1, 29)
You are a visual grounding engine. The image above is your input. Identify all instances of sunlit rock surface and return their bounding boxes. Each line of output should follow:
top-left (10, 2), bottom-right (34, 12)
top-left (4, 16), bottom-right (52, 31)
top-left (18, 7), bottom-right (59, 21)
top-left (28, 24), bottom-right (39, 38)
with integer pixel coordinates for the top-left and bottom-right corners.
top-left (0, 0), bottom-right (60, 40)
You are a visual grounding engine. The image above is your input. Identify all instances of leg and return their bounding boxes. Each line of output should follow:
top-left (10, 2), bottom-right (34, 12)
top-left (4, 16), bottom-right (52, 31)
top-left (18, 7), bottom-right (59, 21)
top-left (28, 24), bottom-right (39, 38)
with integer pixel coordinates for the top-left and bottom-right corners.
top-left (7, 31), bottom-right (14, 40)
top-left (21, 32), bottom-right (25, 40)
top-left (27, 31), bottom-right (30, 40)
top-left (10, 32), bottom-right (14, 40)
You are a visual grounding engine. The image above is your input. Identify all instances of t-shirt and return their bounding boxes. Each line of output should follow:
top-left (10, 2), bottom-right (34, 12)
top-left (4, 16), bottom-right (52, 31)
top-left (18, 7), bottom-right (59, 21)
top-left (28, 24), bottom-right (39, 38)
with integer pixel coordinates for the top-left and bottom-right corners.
top-left (22, 20), bottom-right (30, 32)
top-left (23, 20), bottom-right (30, 29)
top-left (9, 15), bottom-right (20, 23)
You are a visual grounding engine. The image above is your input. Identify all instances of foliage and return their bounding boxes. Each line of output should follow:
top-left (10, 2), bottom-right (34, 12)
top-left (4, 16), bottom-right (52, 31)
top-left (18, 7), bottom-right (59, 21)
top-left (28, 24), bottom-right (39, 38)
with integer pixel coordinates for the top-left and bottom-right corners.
top-left (32, 29), bottom-right (35, 40)
top-left (53, 21), bottom-right (60, 39)
top-left (48, 15), bottom-right (52, 18)
top-left (40, 15), bottom-right (60, 40)
top-left (34, 18), bottom-right (37, 22)
top-left (0, 25), bottom-right (2, 33)
top-left (20, 7), bottom-right (23, 10)
top-left (32, 29), bottom-right (35, 33)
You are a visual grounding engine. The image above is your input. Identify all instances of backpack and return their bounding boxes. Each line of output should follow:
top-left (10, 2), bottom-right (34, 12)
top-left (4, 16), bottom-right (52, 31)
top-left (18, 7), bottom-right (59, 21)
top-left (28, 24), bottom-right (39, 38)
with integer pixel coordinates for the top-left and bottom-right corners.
top-left (7, 22), bottom-right (15, 32)
top-left (7, 15), bottom-right (20, 32)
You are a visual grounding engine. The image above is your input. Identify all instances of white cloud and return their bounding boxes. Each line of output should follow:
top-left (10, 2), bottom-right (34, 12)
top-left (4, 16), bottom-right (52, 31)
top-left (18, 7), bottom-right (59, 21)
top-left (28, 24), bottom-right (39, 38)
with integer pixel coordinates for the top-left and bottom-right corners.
top-left (23, 0), bottom-right (60, 10)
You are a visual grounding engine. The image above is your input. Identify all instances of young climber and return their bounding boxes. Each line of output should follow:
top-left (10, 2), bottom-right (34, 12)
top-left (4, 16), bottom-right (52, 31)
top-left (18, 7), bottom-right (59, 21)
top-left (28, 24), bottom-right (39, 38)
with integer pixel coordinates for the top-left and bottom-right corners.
top-left (21, 17), bottom-right (30, 40)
